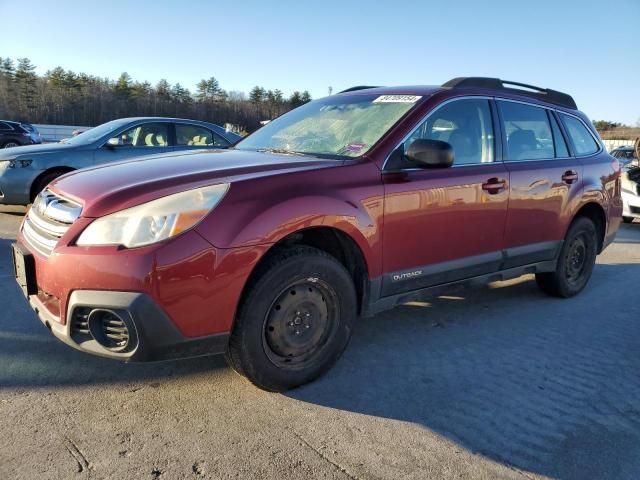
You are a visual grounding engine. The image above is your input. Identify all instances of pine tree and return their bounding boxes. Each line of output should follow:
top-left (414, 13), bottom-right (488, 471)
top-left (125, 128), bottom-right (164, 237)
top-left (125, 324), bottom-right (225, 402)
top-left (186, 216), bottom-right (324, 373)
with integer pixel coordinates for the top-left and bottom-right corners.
top-left (115, 72), bottom-right (132, 98)
top-left (15, 58), bottom-right (38, 114)
top-left (249, 86), bottom-right (265, 104)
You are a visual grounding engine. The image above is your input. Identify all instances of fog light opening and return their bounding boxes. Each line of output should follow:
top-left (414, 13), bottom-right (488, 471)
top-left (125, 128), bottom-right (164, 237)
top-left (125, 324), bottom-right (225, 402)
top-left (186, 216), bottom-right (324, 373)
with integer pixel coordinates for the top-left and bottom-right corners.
top-left (87, 309), bottom-right (132, 352)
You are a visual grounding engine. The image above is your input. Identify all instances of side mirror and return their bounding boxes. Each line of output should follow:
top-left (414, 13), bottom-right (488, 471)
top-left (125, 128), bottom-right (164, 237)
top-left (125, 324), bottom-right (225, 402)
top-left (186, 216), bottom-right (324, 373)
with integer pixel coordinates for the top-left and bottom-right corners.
top-left (105, 137), bottom-right (120, 148)
top-left (405, 139), bottom-right (454, 168)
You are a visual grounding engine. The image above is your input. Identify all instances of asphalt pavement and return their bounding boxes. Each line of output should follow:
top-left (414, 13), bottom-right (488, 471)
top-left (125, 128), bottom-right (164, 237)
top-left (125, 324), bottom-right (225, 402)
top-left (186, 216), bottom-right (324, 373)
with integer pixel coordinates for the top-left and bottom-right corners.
top-left (1, 205), bottom-right (640, 480)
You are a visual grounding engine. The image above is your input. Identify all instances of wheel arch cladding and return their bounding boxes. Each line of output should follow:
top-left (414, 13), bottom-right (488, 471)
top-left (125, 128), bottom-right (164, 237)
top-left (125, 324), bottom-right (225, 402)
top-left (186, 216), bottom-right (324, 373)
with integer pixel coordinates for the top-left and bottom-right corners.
top-left (573, 202), bottom-right (607, 253)
top-left (239, 226), bottom-right (370, 316)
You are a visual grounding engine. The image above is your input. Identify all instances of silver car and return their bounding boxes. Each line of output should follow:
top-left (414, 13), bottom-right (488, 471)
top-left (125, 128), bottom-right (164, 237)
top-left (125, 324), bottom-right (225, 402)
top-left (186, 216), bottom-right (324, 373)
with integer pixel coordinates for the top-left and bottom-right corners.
top-left (614, 146), bottom-right (640, 223)
top-left (0, 117), bottom-right (241, 205)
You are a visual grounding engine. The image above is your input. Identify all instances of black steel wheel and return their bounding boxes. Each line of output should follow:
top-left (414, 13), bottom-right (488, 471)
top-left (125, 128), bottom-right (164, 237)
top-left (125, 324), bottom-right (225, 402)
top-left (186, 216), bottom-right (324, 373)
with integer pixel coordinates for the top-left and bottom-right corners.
top-left (536, 217), bottom-right (598, 298)
top-left (225, 245), bottom-right (357, 391)
top-left (262, 279), bottom-right (339, 370)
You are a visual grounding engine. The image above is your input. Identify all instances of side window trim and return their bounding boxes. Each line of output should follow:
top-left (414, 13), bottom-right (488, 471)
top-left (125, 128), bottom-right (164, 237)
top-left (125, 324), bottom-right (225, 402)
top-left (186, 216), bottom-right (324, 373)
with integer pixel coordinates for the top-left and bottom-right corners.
top-left (168, 123), bottom-right (177, 147)
top-left (548, 110), bottom-right (573, 158)
top-left (382, 95), bottom-right (496, 171)
top-left (489, 98), bottom-right (504, 163)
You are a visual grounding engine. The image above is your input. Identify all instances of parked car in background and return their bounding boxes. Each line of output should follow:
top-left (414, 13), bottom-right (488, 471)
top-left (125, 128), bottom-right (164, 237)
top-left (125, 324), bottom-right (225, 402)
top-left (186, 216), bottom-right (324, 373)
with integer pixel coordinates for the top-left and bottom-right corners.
top-left (611, 145), bottom-right (638, 167)
top-left (0, 120), bottom-right (42, 148)
top-left (617, 146), bottom-right (640, 223)
top-left (12, 77), bottom-right (621, 391)
top-left (0, 117), bottom-right (241, 205)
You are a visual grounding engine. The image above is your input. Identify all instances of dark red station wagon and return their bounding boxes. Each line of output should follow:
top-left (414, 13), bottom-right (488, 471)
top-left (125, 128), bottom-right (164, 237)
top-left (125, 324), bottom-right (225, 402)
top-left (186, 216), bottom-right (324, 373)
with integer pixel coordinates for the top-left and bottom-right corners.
top-left (13, 77), bottom-right (622, 391)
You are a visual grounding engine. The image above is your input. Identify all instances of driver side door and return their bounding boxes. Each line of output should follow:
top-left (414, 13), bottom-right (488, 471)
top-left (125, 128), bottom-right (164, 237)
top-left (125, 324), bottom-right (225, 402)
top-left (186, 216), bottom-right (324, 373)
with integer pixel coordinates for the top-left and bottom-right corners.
top-left (381, 97), bottom-right (509, 296)
top-left (94, 122), bottom-right (174, 165)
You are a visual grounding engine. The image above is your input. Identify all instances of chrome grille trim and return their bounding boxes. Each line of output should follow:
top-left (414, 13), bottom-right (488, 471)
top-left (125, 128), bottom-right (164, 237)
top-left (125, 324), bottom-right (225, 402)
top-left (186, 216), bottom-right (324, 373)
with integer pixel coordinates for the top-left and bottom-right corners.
top-left (22, 189), bottom-right (82, 257)
top-left (28, 206), bottom-right (70, 236)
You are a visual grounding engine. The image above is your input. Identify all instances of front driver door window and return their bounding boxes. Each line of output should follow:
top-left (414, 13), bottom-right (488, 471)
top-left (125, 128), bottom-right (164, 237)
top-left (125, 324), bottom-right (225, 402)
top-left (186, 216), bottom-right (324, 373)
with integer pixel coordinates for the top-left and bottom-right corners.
top-left (114, 123), bottom-right (170, 148)
top-left (95, 122), bottom-right (173, 164)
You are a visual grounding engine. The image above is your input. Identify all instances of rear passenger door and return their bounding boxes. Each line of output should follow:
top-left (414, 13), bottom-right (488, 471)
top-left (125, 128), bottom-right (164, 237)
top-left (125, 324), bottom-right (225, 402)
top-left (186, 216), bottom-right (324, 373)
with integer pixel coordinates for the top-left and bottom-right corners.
top-left (498, 100), bottom-right (581, 267)
top-left (174, 123), bottom-right (231, 151)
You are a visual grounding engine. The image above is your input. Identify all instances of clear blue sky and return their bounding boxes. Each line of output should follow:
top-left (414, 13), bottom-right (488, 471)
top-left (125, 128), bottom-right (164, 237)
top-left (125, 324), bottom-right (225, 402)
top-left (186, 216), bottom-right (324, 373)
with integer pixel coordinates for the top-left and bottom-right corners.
top-left (1, 0), bottom-right (638, 124)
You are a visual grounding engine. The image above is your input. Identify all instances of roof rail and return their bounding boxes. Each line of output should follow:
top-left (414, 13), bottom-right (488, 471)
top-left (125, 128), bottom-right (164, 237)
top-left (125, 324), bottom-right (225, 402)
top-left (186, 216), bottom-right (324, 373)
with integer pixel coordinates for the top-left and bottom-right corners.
top-left (339, 85), bottom-right (380, 93)
top-left (442, 77), bottom-right (577, 110)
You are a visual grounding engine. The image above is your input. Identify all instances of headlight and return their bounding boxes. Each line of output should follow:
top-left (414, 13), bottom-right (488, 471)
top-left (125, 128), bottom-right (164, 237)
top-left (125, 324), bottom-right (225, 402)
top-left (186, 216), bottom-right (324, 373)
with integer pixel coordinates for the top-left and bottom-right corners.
top-left (76, 183), bottom-right (229, 248)
top-left (0, 158), bottom-right (31, 168)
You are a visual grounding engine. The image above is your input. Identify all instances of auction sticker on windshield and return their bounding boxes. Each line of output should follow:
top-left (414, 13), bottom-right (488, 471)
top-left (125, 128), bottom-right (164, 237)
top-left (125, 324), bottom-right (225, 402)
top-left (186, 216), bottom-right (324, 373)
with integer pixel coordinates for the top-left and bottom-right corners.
top-left (373, 95), bottom-right (422, 103)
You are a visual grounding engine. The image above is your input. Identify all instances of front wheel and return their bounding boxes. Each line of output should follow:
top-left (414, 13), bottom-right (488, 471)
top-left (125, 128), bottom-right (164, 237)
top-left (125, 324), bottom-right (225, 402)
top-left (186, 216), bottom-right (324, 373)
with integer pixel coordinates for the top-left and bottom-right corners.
top-left (623, 216), bottom-right (634, 224)
top-left (535, 217), bottom-right (598, 298)
top-left (225, 246), bottom-right (357, 392)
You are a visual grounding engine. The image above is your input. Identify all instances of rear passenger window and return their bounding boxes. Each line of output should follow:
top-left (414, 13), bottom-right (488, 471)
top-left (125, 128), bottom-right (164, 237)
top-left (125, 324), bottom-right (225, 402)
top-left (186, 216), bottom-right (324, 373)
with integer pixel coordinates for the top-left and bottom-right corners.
top-left (560, 114), bottom-right (599, 156)
top-left (549, 113), bottom-right (569, 158)
top-left (499, 101), bottom-right (554, 161)
top-left (176, 124), bottom-right (229, 148)
top-left (404, 98), bottom-right (494, 165)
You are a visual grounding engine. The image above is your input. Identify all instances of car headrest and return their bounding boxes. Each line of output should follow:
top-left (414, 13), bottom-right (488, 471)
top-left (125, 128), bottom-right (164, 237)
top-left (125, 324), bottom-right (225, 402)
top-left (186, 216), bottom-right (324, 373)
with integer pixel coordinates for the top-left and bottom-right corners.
top-left (508, 130), bottom-right (537, 159)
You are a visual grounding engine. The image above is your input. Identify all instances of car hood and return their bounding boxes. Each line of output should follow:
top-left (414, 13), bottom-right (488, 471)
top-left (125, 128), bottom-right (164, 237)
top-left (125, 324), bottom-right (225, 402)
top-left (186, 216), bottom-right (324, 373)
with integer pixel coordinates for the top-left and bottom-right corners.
top-left (0, 142), bottom-right (76, 159)
top-left (50, 149), bottom-right (342, 217)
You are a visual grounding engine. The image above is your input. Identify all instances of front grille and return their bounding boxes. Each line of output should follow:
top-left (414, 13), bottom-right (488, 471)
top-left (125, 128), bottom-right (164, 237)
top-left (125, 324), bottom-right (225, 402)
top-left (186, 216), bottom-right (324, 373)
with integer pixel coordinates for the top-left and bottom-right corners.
top-left (22, 189), bottom-right (81, 257)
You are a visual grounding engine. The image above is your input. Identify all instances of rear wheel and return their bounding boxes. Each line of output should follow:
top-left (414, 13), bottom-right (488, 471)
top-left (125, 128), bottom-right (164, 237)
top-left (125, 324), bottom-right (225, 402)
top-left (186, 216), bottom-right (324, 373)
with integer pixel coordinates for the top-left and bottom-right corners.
top-left (225, 246), bottom-right (357, 392)
top-left (623, 216), bottom-right (634, 224)
top-left (2, 141), bottom-right (19, 149)
top-left (535, 217), bottom-right (598, 298)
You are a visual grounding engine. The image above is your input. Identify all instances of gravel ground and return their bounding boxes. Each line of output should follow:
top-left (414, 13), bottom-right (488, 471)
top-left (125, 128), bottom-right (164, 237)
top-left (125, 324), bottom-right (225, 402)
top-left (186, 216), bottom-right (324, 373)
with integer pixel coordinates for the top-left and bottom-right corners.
top-left (1, 205), bottom-right (640, 480)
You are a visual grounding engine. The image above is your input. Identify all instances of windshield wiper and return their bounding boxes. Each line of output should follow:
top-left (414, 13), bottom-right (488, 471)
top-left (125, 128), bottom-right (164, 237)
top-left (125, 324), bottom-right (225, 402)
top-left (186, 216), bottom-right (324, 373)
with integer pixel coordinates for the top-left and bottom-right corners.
top-left (251, 148), bottom-right (346, 160)
top-left (255, 148), bottom-right (309, 156)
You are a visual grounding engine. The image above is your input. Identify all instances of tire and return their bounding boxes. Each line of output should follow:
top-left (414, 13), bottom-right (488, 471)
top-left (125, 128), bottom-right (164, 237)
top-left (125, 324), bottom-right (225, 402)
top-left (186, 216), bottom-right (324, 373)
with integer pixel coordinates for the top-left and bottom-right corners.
top-left (31, 171), bottom-right (66, 201)
top-left (535, 217), bottom-right (598, 298)
top-left (2, 141), bottom-right (20, 149)
top-left (225, 245), bottom-right (357, 392)
top-left (623, 216), bottom-right (634, 224)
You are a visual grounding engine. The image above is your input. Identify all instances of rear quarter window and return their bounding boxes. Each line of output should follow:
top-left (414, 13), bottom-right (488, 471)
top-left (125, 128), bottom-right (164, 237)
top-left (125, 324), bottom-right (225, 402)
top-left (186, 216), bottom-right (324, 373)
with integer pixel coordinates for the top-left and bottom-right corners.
top-left (560, 114), bottom-right (599, 156)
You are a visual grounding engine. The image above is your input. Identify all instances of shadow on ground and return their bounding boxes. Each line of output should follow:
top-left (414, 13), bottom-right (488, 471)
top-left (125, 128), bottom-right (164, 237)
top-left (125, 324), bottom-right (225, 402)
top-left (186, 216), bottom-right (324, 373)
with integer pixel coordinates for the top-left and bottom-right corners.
top-left (289, 263), bottom-right (640, 479)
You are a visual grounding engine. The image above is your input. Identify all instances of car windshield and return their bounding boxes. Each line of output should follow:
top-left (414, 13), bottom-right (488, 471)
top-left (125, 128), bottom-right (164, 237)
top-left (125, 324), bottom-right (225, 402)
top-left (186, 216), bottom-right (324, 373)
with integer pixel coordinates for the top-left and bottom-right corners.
top-left (64, 119), bottom-right (131, 146)
top-left (235, 94), bottom-right (423, 158)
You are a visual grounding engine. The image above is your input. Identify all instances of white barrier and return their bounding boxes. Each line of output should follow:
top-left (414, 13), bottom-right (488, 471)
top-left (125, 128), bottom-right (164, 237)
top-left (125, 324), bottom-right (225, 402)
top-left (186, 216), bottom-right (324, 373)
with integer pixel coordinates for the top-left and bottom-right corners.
top-left (603, 139), bottom-right (635, 152)
top-left (33, 124), bottom-right (91, 142)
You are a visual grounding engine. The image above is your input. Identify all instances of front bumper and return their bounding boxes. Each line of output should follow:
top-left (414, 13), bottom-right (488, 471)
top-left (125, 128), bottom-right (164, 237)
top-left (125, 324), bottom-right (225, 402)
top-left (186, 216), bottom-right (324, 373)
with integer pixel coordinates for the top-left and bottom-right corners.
top-left (622, 188), bottom-right (640, 218)
top-left (0, 164), bottom-right (36, 205)
top-left (30, 289), bottom-right (229, 362)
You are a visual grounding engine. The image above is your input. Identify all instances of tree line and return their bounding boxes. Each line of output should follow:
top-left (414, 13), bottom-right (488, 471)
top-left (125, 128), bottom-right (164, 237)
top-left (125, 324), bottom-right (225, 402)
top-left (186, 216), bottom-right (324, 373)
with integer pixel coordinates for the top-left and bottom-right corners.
top-left (0, 57), bottom-right (312, 133)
